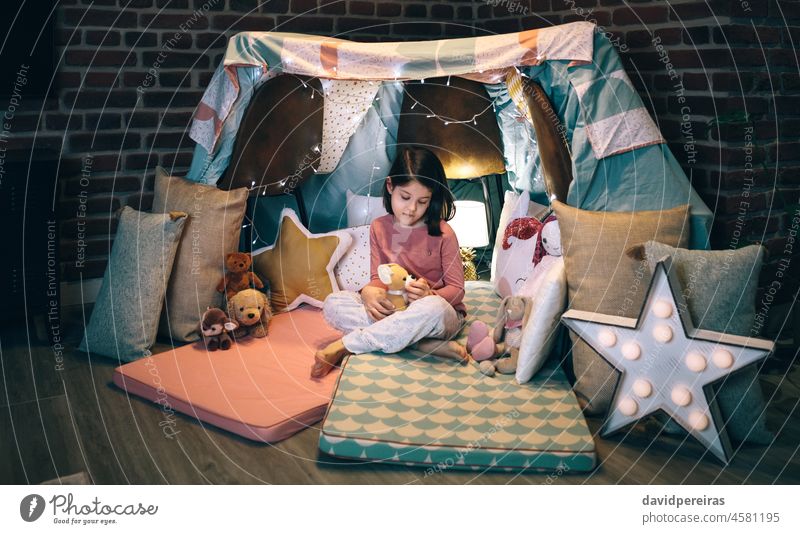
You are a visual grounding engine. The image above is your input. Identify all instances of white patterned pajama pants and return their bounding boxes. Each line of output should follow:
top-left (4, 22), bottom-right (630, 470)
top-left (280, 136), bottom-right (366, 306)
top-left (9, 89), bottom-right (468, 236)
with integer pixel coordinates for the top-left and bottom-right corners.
top-left (322, 291), bottom-right (464, 354)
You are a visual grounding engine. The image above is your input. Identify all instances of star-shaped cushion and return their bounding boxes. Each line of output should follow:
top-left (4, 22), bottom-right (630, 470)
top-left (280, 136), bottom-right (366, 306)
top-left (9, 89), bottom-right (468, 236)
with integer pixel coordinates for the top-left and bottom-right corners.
top-left (253, 208), bottom-right (352, 312)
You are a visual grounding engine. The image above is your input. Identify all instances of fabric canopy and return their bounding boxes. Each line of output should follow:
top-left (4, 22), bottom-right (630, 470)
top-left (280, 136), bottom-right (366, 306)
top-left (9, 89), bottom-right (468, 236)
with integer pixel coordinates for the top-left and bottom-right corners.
top-left (184, 21), bottom-right (712, 249)
top-left (189, 21), bottom-right (596, 154)
top-left (522, 30), bottom-right (712, 247)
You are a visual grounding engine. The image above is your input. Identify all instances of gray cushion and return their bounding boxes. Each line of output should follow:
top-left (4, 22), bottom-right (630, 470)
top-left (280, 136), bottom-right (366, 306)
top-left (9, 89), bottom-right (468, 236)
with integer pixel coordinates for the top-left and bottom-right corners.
top-left (152, 167), bottom-right (249, 342)
top-left (79, 207), bottom-right (186, 361)
top-left (642, 240), bottom-right (773, 444)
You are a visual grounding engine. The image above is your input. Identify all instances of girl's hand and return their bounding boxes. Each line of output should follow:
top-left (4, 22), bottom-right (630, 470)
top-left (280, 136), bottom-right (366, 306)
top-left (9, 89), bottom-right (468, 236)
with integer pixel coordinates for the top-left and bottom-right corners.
top-left (406, 277), bottom-right (432, 302)
top-left (361, 285), bottom-right (395, 321)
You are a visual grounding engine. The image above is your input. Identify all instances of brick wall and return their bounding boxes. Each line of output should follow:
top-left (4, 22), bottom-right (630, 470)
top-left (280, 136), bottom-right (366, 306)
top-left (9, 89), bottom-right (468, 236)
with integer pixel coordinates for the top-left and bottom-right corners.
top-left (19, 0), bottom-right (797, 314)
top-left (44, 0), bottom-right (484, 285)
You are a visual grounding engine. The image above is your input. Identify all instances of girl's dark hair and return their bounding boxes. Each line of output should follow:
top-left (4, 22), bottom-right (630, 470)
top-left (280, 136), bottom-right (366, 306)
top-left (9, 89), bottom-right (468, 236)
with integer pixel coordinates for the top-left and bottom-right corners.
top-left (383, 145), bottom-right (454, 236)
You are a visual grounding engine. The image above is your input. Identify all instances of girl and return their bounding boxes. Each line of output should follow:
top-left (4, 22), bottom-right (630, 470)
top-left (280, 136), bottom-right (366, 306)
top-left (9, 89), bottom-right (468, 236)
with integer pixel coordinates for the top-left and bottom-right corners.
top-left (311, 146), bottom-right (468, 378)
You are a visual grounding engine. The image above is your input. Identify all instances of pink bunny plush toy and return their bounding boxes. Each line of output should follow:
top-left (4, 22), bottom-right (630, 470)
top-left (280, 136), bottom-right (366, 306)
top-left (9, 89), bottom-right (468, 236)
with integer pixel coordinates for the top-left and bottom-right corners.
top-left (466, 295), bottom-right (533, 376)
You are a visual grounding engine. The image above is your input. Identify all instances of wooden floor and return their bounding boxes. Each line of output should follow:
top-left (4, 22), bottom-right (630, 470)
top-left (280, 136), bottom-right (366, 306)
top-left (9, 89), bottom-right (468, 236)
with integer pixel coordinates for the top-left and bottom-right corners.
top-left (3, 316), bottom-right (799, 485)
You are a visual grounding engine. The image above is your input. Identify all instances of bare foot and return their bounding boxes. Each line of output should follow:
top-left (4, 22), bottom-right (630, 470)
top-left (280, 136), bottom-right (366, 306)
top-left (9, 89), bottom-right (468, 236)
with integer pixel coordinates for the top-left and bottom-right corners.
top-left (310, 339), bottom-right (350, 378)
top-left (411, 339), bottom-right (469, 365)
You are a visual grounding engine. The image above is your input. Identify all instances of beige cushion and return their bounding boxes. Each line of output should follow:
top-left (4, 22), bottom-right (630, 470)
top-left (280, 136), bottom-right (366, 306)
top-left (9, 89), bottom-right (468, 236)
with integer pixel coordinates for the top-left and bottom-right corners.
top-left (152, 167), bottom-right (249, 342)
top-left (552, 200), bottom-right (690, 414)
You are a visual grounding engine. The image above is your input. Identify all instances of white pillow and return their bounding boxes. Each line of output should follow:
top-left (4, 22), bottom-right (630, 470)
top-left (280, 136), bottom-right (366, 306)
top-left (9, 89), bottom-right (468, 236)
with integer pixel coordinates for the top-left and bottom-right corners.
top-left (334, 225), bottom-right (371, 291)
top-left (491, 191), bottom-right (548, 297)
top-left (346, 189), bottom-right (388, 227)
top-left (491, 190), bottom-right (519, 283)
top-left (515, 257), bottom-right (567, 383)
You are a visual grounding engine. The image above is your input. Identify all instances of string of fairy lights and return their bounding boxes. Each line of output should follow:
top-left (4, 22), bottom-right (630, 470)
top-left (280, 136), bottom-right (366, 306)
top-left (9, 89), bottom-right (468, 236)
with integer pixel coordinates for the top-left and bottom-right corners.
top-left (291, 73), bottom-right (498, 127)
top-left (246, 68), bottom-right (533, 195)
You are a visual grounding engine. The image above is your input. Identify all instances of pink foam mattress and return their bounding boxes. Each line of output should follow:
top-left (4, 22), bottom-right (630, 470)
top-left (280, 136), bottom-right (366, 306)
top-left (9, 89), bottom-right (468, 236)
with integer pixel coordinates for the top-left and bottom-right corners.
top-left (112, 306), bottom-right (342, 442)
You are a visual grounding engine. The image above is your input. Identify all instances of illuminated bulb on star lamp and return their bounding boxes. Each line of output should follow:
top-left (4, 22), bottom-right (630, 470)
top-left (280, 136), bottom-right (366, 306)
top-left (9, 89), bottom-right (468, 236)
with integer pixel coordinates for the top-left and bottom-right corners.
top-left (632, 379), bottom-right (652, 398)
top-left (685, 351), bottom-right (707, 372)
top-left (598, 329), bottom-right (617, 348)
top-left (652, 299), bottom-right (673, 318)
top-left (621, 341), bottom-right (641, 360)
top-left (712, 348), bottom-right (734, 369)
top-left (618, 398), bottom-right (638, 416)
top-left (688, 411), bottom-right (710, 431)
top-left (653, 324), bottom-right (673, 343)
top-left (671, 386), bottom-right (692, 407)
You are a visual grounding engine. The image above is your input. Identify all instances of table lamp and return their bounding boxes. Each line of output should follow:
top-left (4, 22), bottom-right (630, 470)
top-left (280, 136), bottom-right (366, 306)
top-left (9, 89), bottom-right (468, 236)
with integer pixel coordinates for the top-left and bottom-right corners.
top-left (450, 200), bottom-right (491, 280)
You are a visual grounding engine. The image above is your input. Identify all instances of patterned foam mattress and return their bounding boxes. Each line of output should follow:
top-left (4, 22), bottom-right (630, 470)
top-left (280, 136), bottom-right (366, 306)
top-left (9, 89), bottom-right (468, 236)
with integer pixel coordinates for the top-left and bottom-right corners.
top-left (319, 281), bottom-right (597, 472)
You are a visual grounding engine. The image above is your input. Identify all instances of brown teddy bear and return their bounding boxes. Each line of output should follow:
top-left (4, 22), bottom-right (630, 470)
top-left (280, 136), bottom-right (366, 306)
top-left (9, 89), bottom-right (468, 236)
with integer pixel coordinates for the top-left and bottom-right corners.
top-left (197, 307), bottom-right (238, 351)
top-left (377, 263), bottom-right (415, 312)
top-left (227, 289), bottom-right (271, 339)
top-left (217, 252), bottom-right (264, 300)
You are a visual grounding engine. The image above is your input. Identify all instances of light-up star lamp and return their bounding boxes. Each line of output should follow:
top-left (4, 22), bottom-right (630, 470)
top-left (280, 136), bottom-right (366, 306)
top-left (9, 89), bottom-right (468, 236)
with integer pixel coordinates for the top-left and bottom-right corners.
top-left (560, 257), bottom-right (774, 464)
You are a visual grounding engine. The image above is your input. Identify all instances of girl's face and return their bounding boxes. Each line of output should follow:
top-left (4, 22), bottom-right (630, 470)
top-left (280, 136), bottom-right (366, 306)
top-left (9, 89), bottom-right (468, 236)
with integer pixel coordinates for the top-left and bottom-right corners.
top-left (386, 178), bottom-right (432, 227)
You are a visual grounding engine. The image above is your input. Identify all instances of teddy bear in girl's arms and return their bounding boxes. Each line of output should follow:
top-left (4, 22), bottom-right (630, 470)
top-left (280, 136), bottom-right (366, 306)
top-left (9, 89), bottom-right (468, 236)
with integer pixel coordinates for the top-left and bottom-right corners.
top-left (217, 252), bottom-right (264, 299)
top-left (311, 147), bottom-right (469, 379)
top-left (377, 263), bottom-right (416, 312)
top-left (198, 307), bottom-right (238, 351)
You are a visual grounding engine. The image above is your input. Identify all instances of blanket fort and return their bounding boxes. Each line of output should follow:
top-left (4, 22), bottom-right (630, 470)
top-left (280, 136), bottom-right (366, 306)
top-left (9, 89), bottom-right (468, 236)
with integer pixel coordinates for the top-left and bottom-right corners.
top-left (186, 21), bottom-right (711, 249)
top-left (190, 22), bottom-right (597, 154)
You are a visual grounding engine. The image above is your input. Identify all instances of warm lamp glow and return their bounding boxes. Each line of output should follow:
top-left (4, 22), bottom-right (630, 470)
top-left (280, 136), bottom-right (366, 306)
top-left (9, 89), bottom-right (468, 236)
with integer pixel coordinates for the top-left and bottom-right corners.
top-left (448, 163), bottom-right (480, 178)
top-left (450, 200), bottom-right (490, 248)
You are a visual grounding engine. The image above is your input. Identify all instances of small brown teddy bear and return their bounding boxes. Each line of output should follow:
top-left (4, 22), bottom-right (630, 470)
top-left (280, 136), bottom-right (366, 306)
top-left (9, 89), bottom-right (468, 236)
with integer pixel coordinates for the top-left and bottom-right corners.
top-left (197, 307), bottom-right (238, 351)
top-left (377, 263), bottom-right (415, 312)
top-left (217, 252), bottom-right (264, 300)
top-left (227, 289), bottom-right (271, 339)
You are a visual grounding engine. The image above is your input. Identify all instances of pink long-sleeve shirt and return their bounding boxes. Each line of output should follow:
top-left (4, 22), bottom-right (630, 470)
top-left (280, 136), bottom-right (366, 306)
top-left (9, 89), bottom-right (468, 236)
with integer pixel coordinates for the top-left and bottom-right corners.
top-left (365, 214), bottom-right (466, 315)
